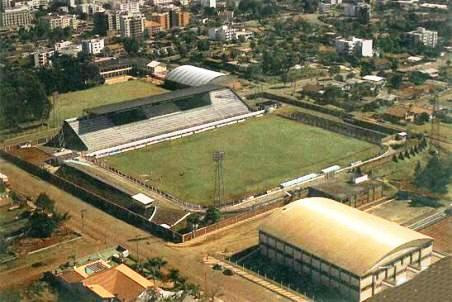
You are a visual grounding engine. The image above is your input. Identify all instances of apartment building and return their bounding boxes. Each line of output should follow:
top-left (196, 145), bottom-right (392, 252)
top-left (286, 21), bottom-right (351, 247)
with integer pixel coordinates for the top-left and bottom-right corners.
top-left (82, 37), bottom-right (105, 55)
top-left (34, 48), bottom-right (55, 67)
top-left (405, 27), bottom-right (438, 48)
top-left (120, 12), bottom-right (145, 38)
top-left (335, 36), bottom-right (373, 57)
top-left (41, 14), bottom-right (78, 30)
top-left (0, 6), bottom-right (32, 28)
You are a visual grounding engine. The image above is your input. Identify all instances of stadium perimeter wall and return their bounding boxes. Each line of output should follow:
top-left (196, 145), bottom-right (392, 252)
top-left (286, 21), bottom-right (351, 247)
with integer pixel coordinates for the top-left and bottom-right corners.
top-left (0, 148), bottom-right (184, 243)
top-left (247, 92), bottom-right (404, 136)
top-left (280, 111), bottom-right (391, 144)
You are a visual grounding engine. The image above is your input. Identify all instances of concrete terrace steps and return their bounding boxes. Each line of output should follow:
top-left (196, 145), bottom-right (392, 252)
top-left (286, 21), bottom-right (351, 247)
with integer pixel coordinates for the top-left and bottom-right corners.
top-left (66, 88), bottom-right (251, 152)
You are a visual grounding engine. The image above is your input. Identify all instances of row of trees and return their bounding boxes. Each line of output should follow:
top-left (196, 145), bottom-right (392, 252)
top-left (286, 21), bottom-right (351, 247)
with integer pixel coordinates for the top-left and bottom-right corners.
top-left (1, 53), bottom-right (103, 129)
top-left (36, 54), bottom-right (104, 95)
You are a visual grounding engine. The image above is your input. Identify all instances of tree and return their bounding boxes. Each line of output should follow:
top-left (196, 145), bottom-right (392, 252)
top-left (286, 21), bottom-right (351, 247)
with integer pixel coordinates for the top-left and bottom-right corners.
top-left (414, 155), bottom-right (452, 194)
top-left (204, 207), bottom-right (221, 224)
top-left (0, 68), bottom-right (50, 129)
top-left (415, 112), bottom-right (430, 125)
top-left (389, 73), bottom-right (403, 89)
top-left (36, 193), bottom-right (55, 212)
top-left (409, 71), bottom-right (429, 85)
top-left (144, 257), bottom-right (167, 280)
top-left (414, 161), bottom-right (422, 178)
top-left (329, 65), bottom-right (340, 75)
top-left (168, 268), bottom-right (185, 286)
top-left (123, 38), bottom-right (140, 54)
top-left (197, 39), bottom-right (210, 51)
top-left (187, 213), bottom-right (202, 230)
top-left (0, 181), bottom-right (5, 194)
top-left (27, 212), bottom-right (58, 238)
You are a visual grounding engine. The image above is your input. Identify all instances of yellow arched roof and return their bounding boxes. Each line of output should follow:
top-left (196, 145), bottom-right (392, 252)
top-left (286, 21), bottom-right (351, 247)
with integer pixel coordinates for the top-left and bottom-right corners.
top-left (259, 198), bottom-right (432, 276)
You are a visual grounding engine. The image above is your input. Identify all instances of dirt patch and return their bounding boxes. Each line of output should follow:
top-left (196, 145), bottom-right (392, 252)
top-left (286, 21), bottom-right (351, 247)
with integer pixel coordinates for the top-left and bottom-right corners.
top-left (10, 147), bottom-right (51, 166)
top-left (420, 217), bottom-right (452, 254)
top-left (367, 199), bottom-right (437, 225)
top-left (12, 226), bottom-right (80, 256)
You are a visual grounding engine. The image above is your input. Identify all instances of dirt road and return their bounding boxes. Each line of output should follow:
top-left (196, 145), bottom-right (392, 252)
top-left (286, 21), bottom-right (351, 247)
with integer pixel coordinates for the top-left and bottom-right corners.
top-left (0, 158), bottom-right (291, 302)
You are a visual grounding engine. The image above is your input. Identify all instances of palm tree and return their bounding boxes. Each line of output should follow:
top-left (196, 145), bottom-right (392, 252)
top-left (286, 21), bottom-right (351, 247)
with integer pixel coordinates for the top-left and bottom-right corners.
top-left (168, 268), bottom-right (186, 288)
top-left (144, 257), bottom-right (168, 282)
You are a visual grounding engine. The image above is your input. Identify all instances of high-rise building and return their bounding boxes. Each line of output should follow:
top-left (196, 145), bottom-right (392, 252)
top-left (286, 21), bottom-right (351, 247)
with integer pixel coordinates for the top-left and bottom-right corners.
top-left (169, 9), bottom-right (190, 28)
top-left (344, 2), bottom-right (371, 19)
top-left (201, 0), bottom-right (216, 8)
top-left (150, 12), bottom-right (170, 30)
top-left (119, 0), bottom-right (140, 13)
top-left (151, 0), bottom-right (173, 6)
top-left (0, 6), bottom-right (32, 28)
top-left (0, 0), bottom-right (10, 11)
top-left (41, 14), bottom-right (78, 30)
top-left (405, 27), bottom-right (438, 48)
top-left (120, 13), bottom-right (145, 39)
top-left (105, 10), bottom-right (121, 31)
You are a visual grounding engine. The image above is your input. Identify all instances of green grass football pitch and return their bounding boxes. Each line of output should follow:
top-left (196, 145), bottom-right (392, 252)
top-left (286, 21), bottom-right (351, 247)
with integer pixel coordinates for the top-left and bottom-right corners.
top-left (105, 115), bottom-right (381, 205)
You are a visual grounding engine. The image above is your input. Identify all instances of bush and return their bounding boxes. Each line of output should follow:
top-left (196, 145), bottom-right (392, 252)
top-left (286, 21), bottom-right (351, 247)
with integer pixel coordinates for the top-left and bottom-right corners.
top-left (223, 268), bottom-right (234, 276)
top-left (212, 263), bottom-right (223, 271)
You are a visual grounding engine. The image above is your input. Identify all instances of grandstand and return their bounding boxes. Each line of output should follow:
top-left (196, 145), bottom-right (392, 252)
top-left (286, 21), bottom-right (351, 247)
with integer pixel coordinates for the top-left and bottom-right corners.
top-left (60, 85), bottom-right (256, 156)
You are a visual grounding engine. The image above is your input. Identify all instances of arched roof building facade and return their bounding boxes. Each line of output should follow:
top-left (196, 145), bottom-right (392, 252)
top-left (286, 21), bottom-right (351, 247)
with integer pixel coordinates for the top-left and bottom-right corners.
top-left (165, 65), bottom-right (231, 88)
top-left (259, 198), bottom-right (433, 302)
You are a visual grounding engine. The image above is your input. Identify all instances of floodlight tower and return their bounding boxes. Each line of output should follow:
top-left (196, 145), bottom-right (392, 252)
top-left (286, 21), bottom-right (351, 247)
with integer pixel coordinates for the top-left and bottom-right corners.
top-left (213, 151), bottom-right (225, 208)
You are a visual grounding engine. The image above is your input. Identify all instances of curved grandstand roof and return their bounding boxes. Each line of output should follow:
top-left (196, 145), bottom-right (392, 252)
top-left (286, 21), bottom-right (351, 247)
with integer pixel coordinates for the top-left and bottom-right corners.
top-left (260, 197), bottom-right (432, 276)
top-left (166, 65), bottom-right (226, 87)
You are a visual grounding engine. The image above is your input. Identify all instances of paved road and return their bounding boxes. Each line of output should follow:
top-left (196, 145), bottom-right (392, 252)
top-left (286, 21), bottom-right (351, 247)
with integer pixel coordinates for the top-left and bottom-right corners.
top-left (0, 157), bottom-right (291, 302)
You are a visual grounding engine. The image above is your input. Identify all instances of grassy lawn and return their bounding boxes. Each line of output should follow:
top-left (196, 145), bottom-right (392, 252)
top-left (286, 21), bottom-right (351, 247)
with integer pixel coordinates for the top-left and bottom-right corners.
top-left (48, 80), bottom-right (167, 127)
top-left (105, 115), bottom-right (380, 205)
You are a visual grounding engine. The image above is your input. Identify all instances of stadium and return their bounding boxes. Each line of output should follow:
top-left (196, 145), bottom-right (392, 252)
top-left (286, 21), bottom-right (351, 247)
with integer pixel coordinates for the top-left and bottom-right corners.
top-left (57, 65), bottom-right (381, 207)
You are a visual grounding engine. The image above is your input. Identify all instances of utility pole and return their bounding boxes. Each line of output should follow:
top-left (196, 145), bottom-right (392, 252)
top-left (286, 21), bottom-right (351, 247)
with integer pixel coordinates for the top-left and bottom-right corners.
top-left (80, 209), bottom-right (87, 233)
top-left (135, 234), bottom-right (141, 269)
top-left (213, 151), bottom-right (225, 208)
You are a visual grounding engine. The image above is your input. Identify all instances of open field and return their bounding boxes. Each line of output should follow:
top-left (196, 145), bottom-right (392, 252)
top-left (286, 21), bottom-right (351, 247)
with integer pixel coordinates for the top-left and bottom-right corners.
top-left (106, 115), bottom-right (380, 205)
top-left (48, 80), bottom-right (167, 127)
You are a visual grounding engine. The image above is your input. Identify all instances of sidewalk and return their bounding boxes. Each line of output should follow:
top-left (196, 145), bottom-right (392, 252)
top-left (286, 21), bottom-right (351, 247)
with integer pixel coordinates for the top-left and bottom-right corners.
top-left (203, 256), bottom-right (310, 302)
